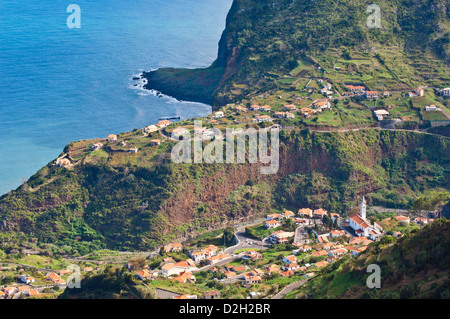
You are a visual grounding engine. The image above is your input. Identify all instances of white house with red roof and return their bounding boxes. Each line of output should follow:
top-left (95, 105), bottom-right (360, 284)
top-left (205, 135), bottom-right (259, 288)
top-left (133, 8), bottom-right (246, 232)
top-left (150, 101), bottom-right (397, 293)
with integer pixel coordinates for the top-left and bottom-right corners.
top-left (349, 197), bottom-right (380, 239)
top-left (265, 219), bottom-right (282, 229)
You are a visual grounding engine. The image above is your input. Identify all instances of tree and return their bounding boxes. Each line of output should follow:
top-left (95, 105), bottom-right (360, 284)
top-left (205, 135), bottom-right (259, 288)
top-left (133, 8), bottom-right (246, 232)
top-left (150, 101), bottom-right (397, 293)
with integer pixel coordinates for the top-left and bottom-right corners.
top-left (223, 227), bottom-right (236, 246)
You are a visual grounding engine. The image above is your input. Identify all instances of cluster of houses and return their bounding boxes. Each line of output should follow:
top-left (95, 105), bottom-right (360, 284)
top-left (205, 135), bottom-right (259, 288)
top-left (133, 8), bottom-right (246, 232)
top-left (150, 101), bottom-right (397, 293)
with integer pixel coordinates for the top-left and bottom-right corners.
top-left (0, 266), bottom-right (96, 299)
top-left (90, 133), bottom-right (140, 154)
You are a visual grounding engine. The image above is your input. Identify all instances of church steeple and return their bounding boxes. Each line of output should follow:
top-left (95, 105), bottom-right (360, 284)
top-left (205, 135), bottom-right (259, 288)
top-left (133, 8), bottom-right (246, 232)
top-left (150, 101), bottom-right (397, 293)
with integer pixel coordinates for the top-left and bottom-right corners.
top-left (360, 197), bottom-right (367, 220)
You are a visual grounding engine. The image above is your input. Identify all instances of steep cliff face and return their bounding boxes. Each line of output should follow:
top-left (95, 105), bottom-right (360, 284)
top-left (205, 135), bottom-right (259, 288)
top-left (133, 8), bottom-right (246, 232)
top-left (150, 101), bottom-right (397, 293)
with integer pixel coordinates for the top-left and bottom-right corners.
top-left (143, 0), bottom-right (450, 107)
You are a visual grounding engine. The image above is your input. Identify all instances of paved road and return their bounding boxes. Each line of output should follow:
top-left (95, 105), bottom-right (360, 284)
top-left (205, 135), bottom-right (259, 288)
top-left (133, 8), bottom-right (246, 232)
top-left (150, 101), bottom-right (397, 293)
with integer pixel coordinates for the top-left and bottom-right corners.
top-left (294, 225), bottom-right (309, 244)
top-left (224, 219), bottom-right (269, 255)
top-left (272, 279), bottom-right (309, 299)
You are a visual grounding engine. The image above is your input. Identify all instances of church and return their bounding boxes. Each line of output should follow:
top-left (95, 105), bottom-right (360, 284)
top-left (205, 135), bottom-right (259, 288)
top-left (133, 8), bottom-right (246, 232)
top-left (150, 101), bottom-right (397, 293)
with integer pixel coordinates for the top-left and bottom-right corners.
top-left (349, 197), bottom-right (383, 240)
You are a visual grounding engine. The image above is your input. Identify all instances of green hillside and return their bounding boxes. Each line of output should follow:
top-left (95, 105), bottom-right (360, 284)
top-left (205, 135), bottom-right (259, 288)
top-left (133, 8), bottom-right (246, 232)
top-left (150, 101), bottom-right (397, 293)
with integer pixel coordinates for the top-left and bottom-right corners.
top-left (144, 0), bottom-right (450, 107)
top-left (0, 129), bottom-right (448, 255)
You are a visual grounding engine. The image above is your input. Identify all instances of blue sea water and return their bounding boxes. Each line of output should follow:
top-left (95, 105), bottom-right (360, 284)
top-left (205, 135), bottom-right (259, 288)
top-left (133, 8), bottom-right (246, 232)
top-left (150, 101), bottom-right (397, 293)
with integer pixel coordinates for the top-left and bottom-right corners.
top-left (0, 0), bottom-right (233, 195)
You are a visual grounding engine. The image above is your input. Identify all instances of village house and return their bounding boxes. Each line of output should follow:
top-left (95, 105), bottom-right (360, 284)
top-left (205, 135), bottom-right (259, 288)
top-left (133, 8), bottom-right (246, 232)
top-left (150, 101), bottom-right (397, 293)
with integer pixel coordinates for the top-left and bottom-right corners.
top-left (212, 111), bottom-right (224, 119)
top-left (188, 245), bottom-right (220, 263)
top-left (330, 213), bottom-right (340, 222)
top-left (285, 112), bottom-right (295, 119)
top-left (136, 269), bottom-right (153, 280)
top-left (91, 143), bottom-right (103, 151)
top-left (329, 248), bottom-right (348, 257)
top-left (18, 286), bottom-right (31, 295)
top-left (346, 85), bottom-right (366, 93)
top-left (314, 261), bottom-right (329, 268)
top-left (259, 105), bottom-right (271, 112)
top-left (225, 271), bottom-right (236, 278)
top-left (250, 104), bottom-right (261, 111)
top-left (163, 243), bottom-right (183, 253)
top-left (282, 210), bottom-right (296, 219)
top-left (266, 213), bottom-right (279, 221)
top-left (249, 269), bottom-right (265, 277)
top-left (352, 246), bottom-right (368, 256)
top-left (439, 87), bottom-right (450, 97)
top-left (171, 127), bottom-right (189, 138)
top-left (374, 109), bottom-right (390, 121)
top-left (243, 274), bottom-right (262, 285)
top-left (206, 254), bottom-right (230, 265)
top-left (393, 231), bottom-right (402, 238)
top-left (233, 265), bottom-right (247, 273)
top-left (209, 267), bottom-right (218, 274)
top-left (156, 120), bottom-right (172, 128)
top-left (150, 139), bottom-right (161, 146)
top-left (293, 217), bottom-right (308, 225)
top-left (282, 255), bottom-right (297, 264)
top-left (269, 230), bottom-right (295, 244)
top-left (265, 219), bottom-right (282, 229)
top-left (264, 264), bottom-right (281, 274)
top-left (255, 115), bottom-right (273, 123)
top-left (298, 208), bottom-right (313, 218)
top-left (143, 125), bottom-right (159, 134)
top-left (425, 105), bottom-right (440, 112)
top-left (236, 106), bottom-right (248, 113)
top-left (365, 91), bottom-right (379, 99)
top-left (298, 107), bottom-right (316, 118)
top-left (295, 245), bottom-right (312, 253)
top-left (107, 134), bottom-right (117, 142)
top-left (173, 271), bottom-right (196, 284)
top-left (327, 255), bottom-right (338, 263)
top-left (312, 100), bottom-right (331, 110)
top-left (368, 229), bottom-right (383, 241)
top-left (47, 272), bottom-right (66, 285)
top-left (349, 237), bottom-right (373, 246)
top-left (162, 257), bottom-right (175, 264)
top-left (274, 112), bottom-right (286, 119)
top-left (3, 287), bottom-right (17, 296)
top-left (394, 215), bottom-right (410, 224)
top-left (321, 242), bottom-right (334, 251)
top-left (282, 263), bottom-right (300, 272)
top-left (313, 208), bottom-right (328, 219)
top-left (283, 104), bottom-right (297, 112)
top-left (241, 250), bottom-right (263, 261)
top-left (20, 275), bottom-right (35, 284)
top-left (280, 270), bottom-right (295, 277)
top-left (161, 260), bottom-right (196, 277)
top-left (416, 87), bottom-right (425, 97)
top-left (329, 230), bottom-right (346, 238)
top-left (317, 234), bottom-right (330, 243)
top-left (312, 250), bottom-right (329, 257)
top-left (414, 217), bottom-right (434, 225)
top-left (55, 157), bottom-right (71, 168)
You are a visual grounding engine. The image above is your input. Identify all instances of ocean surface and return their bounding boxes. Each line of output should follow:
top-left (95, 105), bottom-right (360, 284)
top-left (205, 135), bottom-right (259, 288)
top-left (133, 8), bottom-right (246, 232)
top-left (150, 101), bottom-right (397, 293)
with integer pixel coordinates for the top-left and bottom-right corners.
top-left (0, 0), bottom-right (233, 195)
